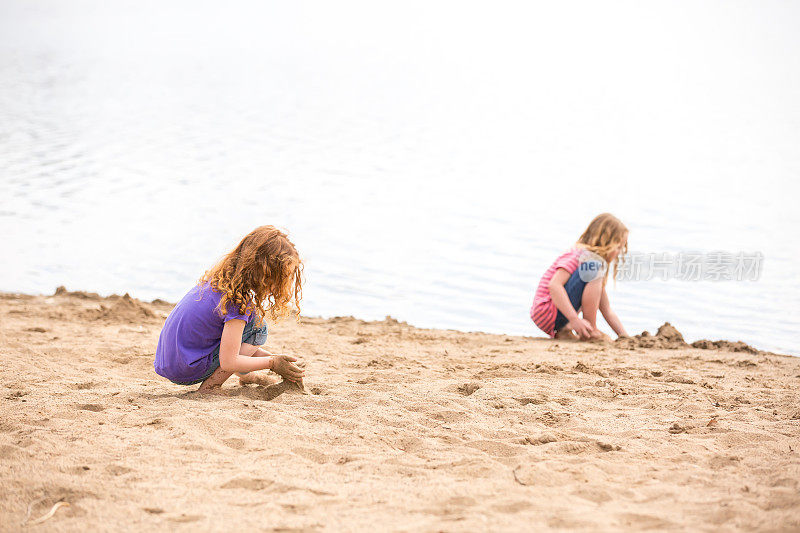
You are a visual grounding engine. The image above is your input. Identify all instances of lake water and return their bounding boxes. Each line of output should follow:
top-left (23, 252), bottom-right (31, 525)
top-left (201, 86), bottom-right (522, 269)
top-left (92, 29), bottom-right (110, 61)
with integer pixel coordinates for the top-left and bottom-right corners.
top-left (1, 1), bottom-right (799, 355)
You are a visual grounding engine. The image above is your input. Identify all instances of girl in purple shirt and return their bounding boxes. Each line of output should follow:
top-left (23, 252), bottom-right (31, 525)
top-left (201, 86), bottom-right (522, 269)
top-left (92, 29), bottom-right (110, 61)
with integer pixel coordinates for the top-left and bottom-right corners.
top-left (155, 226), bottom-right (305, 393)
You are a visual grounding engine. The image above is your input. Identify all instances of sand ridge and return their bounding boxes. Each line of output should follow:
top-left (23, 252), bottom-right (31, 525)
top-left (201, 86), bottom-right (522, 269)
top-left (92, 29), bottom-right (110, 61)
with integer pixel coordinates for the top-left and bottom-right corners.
top-left (1, 289), bottom-right (799, 531)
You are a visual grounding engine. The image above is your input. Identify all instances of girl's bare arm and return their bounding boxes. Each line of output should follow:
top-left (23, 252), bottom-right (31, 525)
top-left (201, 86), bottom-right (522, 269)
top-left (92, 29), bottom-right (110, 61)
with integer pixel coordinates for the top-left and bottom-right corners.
top-left (220, 321), bottom-right (305, 381)
top-left (217, 320), bottom-right (274, 373)
top-left (599, 288), bottom-right (628, 337)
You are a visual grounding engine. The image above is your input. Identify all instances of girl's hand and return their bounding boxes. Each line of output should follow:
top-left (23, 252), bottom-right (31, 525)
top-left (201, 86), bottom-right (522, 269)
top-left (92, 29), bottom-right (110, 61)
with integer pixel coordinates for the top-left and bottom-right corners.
top-left (567, 317), bottom-right (595, 339)
top-left (271, 355), bottom-right (305, 383)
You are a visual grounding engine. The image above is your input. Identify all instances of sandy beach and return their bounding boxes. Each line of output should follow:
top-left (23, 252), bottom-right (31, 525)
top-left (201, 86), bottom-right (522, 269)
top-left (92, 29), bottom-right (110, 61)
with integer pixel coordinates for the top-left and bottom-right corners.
top-left (1, 288), bottom-right (799, 531)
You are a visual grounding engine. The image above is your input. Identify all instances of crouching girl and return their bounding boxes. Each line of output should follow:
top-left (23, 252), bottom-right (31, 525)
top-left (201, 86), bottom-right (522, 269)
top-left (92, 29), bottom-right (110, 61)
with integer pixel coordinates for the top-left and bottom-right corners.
top-left (531, 213), bottom-right (629, 341)
top-left (155, 226), bottom-right (305, 393)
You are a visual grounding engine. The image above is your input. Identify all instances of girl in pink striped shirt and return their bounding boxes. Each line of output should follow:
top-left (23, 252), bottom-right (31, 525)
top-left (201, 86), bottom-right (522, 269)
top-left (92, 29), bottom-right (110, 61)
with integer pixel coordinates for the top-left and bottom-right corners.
top-left (531, 213), bottom-right (629, 340)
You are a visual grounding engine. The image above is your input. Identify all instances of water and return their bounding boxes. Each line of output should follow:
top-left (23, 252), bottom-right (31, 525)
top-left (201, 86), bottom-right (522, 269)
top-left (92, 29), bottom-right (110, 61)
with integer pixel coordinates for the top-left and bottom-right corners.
top-left (1, 1), bottom-right (799, 355)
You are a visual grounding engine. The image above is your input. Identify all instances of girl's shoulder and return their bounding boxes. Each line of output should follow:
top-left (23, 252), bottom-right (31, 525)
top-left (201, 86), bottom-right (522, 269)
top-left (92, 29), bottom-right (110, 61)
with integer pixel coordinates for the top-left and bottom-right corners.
top-left (549, 247), bottom-right (585, 271)
top-left (190, 281), bottom-right (216, 300)
top-left (555, 246), bottom-right (584, 260)
top-left (181, 281), bottom-right (229, 311)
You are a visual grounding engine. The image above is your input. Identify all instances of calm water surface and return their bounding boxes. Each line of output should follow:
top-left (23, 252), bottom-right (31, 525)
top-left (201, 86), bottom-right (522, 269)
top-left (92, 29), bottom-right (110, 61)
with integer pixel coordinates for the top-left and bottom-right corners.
top-left (1, 1), bottom-right (799, 354)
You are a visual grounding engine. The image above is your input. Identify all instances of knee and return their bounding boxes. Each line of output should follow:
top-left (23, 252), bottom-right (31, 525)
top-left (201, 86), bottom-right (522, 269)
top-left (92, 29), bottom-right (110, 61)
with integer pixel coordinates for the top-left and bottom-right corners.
top-left (251, 325), bottom-right (268, 346)
top-left (242, 316), bottom-right (268, 346)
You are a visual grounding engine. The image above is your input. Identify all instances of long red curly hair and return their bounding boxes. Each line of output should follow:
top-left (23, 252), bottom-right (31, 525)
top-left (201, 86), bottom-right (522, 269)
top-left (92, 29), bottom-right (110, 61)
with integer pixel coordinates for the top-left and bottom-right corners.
top-left (199, 226), bottom-right (303, 324)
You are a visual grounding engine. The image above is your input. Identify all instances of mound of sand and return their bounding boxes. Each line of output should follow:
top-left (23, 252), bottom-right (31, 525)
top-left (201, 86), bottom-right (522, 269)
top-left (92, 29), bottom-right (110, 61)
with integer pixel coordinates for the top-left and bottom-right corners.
top-left (690, 338), bottom-right (760, 354)
top-left (1, 290), bottom-right (798, 531)
top-left (615, 322), bottom-right (762, 354)
top-left (614, 322), bottom-right (687, 350)
top-left (54, 286), bottom-right (102, 300)
top-left (82, 293), bottom-right (157, 322)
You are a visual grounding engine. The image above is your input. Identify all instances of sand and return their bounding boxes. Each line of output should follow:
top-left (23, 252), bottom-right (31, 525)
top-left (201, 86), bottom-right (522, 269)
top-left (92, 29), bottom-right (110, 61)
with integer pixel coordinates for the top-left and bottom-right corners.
top-left (1, 289), bottom-right (799, 531)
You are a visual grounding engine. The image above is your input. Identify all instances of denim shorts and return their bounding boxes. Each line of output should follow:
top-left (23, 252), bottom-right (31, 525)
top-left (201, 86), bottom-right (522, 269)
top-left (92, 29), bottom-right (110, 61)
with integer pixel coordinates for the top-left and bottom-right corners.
top-left (553, 260), bottom-right (604, 331)
top-left (173, 315), bottom-right (268, 385)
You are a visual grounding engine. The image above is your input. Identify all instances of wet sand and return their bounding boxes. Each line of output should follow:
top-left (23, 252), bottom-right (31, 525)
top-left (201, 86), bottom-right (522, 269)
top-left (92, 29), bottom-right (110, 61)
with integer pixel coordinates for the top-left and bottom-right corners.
top-left (1, 289), bottom-right (799, 531)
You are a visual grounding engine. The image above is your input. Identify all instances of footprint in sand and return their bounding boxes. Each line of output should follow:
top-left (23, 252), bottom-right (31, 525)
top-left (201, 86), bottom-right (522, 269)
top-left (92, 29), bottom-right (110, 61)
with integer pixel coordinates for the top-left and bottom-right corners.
top-left (105, 464), bottom-right (133, 476)
top-left (220, 477), bottom-right (276, 491)
top-left (77, 404), bottom-right (105, 412)
top-left (0, 421), bottom-right (19, 433)
top-left (457, 382), bottom-right (481, 396)
top-left (292, 447), bottom-right (329, 464)
top-left (617, 512), bottom-right (675, 529)
top-left (707, 454), bottom-right (741, 469)
top-left (430, 410), bottom-right (470, 423)
top-left (65, 465), bottom-right (92, 475)
top-left (167, 514), bottom-right (202, 523)
top-left (423, 496), bottom-right (477, 517)
top-left (492, 501), bottom-right (533, 514)
top-left (70, 381), bottom-right (97, 390)
top-left (514, 394), bottom-right (548, 406)
top-left (521, 435), bottom-right (618, 454)
top-left (466, 440), bottom-right (525, 457)
top-left (547, 516), bottom-right (594, 529)
top-left (521, 433), bottom-right (560, 445)
top-left (0, 444), bottom-right (26, 459)
top-left (572, 487), bottom-right (612, 504)
top-left (513, 463), bottom-right (574, 487)
top-left (222, 438), bottom-right (246, 450)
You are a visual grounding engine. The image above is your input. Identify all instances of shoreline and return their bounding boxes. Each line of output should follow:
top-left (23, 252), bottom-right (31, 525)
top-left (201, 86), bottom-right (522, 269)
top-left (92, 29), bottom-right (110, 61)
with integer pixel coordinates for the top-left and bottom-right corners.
top-left (19, 286), bottom-right (794, 359)
top-left (1, 288), bottom-right (799, 530)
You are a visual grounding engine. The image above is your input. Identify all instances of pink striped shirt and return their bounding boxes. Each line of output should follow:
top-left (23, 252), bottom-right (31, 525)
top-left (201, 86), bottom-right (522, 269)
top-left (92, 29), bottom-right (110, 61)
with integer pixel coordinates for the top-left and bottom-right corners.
top-left (531, 248), bottom-right (583, 337)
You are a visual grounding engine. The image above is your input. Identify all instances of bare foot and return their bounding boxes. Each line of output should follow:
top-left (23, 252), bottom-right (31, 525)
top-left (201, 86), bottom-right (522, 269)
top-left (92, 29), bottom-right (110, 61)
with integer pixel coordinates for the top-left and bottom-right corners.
top-left (196, 385), bottom-right (228, 396)
top-left (555, 328), bottom-right (579, 340)
top-left (238, 372), bottom-right (281, 387)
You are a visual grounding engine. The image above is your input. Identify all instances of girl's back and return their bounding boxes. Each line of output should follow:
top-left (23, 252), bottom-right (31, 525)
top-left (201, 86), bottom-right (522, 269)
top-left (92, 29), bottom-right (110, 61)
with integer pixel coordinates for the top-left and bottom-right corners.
top-left (531, 247), bottom-right (583, 336)
top-left (155, 282), bottom-right (251, 383)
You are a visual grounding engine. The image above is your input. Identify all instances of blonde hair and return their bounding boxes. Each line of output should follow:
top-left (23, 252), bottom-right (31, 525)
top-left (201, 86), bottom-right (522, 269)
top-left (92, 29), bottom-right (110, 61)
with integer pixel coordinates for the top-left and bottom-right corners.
top-left (199, 226), bottom-right (303, 324)
top-left (576, 213), bottom-right (628, 285)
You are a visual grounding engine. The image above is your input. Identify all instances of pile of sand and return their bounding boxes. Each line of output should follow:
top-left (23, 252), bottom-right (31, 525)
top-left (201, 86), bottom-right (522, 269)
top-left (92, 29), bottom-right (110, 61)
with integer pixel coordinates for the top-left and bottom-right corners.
top-left (614, 322), bottom-right (687, 350)
top-left (52, 287), bottom-right (159, 322)
top-left (615, 322), bottom-right (762, 354)
top-left (86, 293), bottom-right (157, 322)
top-left (54, 286), bottom-right (102, 300)
top-left (690, 338), bottom-right (760, 354)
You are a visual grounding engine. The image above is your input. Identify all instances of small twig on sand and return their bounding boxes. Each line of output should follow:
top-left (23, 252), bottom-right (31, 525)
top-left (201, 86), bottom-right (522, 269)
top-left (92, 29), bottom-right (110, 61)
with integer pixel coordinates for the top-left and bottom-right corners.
top-left (22, 497), bottom-right (46, 526)
top-left (26, 501), bottom-right (69, 526)
top-left (512, 466), bottom-right (528, 486)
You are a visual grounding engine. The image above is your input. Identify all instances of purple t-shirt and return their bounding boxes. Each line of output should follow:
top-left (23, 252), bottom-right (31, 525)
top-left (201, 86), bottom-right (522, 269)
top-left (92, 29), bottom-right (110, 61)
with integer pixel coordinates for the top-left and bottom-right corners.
top-left (155, 283), bottom-right (251, 383)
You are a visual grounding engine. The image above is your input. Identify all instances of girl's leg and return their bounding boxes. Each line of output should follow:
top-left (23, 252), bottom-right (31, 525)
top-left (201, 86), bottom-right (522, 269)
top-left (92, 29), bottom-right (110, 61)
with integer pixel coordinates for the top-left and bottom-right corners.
top-left (198, 341), bottom-right (262, 393)
top-left (580, 278), bottom-right (606, 338)
top-left (554, 268), bottom-right (591, 337)
top-left (235, 342), bottom-right (257, 379)
top-left (239, 342), bottom-right (258, 357)
top-left (198, 344), bottom-right (276, 391)
top-left (237, 317), bottom-right (273, 385)
top-left (199, 318), bottom-right (274, 391)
